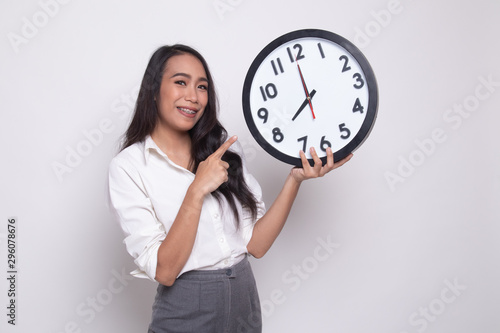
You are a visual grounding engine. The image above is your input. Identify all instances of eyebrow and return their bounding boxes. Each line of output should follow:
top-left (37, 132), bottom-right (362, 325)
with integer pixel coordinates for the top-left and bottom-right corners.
top-left (170, 72), bottom-right (208, 83)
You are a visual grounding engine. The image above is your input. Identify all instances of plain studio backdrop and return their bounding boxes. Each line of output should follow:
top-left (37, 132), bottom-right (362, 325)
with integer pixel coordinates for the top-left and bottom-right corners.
top-left (1, 0), bottom-right (499, 332)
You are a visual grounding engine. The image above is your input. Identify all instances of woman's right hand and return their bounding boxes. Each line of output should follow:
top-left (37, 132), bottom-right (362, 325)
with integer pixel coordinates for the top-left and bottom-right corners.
top-left (155, 136), bottom-right (238, 286)
top-left (190, 135), bottom-right (238, 196)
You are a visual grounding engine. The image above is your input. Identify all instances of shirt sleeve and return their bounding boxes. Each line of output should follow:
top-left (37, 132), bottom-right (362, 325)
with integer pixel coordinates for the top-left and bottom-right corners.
top-left (107, 156), bottom-right (165, 281)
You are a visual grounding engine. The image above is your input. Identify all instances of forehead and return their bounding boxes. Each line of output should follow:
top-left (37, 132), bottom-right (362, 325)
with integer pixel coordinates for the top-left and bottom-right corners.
top-left (163, 53), bottom-right (207, 78)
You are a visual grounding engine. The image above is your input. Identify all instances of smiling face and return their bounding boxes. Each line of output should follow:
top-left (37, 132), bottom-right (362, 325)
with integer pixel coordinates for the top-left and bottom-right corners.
top-left (155, 53), bottom-right (209, 135)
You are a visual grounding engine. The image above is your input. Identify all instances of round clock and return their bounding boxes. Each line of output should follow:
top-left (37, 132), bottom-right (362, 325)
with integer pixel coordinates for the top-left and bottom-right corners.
top-left (242, 29), bottom-right (378, 166)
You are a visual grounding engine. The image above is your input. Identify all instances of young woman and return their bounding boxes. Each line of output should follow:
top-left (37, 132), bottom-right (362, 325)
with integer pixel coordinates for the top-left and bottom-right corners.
top-left (108, 44), bottom-right (351, 333)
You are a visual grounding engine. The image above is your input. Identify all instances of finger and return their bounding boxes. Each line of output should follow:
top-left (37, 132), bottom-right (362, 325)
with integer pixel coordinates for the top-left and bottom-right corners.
top-left (309, 147), bottom-right (322, 173)
top-left (219, 167), bottom-right (229, 183)
top-left (325, 147), bottom-right (334, 168)
top-left (319, 147), bottom-right (335, 177)
top-left (299, 150), bottom-right (310, 170)
top-left (213, 135), bottom-right (238, 159)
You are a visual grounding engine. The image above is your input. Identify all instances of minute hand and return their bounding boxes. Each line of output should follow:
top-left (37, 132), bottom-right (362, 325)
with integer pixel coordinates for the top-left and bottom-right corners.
top-left (295, 57), bottom-right (316, 119)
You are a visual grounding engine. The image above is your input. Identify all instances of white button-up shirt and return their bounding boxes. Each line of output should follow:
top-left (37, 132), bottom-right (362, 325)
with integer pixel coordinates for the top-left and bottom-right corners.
top-left (107, 135), bottom-right (266, 281)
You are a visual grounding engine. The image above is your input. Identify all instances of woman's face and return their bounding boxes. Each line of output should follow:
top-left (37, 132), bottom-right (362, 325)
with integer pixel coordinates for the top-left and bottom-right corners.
top-left (156, 53), bottom-right (209, 134)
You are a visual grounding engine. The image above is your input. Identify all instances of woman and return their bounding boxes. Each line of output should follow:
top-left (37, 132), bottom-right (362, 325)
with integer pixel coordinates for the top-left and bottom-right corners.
top-left (108, 44), bottom-right (352, 333)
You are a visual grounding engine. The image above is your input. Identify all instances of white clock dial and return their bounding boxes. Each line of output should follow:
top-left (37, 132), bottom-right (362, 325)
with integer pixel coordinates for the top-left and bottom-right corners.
top-left (243, 29), bottom-right (378, 166)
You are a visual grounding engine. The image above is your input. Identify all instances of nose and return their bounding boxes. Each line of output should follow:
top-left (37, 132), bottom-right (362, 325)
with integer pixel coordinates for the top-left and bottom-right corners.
top-left (185, 84), bottom-right (198, 103)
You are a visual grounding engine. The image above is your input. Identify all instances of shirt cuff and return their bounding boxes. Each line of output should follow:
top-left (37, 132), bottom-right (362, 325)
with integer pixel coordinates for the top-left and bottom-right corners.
top-left (132, 240), bottom-right (162, 282)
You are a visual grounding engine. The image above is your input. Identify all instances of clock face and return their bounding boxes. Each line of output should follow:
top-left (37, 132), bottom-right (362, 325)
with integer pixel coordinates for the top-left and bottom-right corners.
top-left (242, 29), bottom-right (378, 166)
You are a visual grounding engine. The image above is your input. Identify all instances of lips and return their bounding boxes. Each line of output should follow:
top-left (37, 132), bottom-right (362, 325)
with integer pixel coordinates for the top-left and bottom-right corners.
top-left (177, 107), bottom-right (198, 118)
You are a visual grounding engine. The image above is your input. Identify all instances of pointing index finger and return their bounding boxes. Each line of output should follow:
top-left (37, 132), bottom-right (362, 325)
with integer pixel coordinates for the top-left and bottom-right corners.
top-left (213, 135), bottom-right (238, 158)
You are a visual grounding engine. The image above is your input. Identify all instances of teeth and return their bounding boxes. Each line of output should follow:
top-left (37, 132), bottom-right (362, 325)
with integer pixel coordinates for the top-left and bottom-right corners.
top-left (179, 107), bottom-right (196, 114)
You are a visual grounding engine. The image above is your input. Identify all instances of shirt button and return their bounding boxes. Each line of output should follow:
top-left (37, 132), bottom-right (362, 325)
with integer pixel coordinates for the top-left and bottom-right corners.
top-left (219, 238), bottom-right (225, 243)
top-left (224, 259), bottom-right (229, 265)
top-left (226, 269), bottom-right (232, 276)
top-left (214, 213), bottom-right (219, 219)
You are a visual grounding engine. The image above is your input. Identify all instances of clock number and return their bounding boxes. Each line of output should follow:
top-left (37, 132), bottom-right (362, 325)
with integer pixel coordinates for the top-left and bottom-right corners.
top-left (257, 108), bottom-right (268, 123)
top-left (298, 135), bottom-right (332, 153)
top-left (260, 83), bottom-right (278, 102)
top-left (287, 43), bottom-right (305, 62)
top-left (317, 43), bottom-right (325, 59)
top-left (272, 127), bottom-right (284, 143)
top-left (352, 98), bottom-right (364, 113)
top-left (271, 58), bottom-right (284, 76)
top-left (339, 123), bottom-right (351, 139)
top-left (353, 73), bottom-right (365, 89)
top-left (320, 136), bottom-right (332, 152)
top-left (297, 135), bottom-right (308, 152)
top-left (339, 55), bottom-right (351, 72)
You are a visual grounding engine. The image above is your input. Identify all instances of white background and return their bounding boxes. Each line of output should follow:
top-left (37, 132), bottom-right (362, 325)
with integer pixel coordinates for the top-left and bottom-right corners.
top-left (1, 0), bottom-right (499, 332)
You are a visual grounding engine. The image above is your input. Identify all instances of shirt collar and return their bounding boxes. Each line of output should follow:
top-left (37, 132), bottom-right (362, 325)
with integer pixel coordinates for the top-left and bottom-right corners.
top-left (143, 135), bottom-right (166, 164)
top-left (143, 135), bottom-right (193, 174)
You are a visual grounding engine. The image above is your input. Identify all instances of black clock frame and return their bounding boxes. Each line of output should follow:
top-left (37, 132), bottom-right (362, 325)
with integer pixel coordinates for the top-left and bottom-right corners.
top-left (242, 28), bottom-right (378, 166)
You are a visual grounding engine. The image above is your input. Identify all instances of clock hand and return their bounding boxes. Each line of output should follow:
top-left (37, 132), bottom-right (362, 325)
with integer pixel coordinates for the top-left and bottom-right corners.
top-left (292, 89), bottom-right (316, 121)
top-left (295, 56), bottom-right (316, 119)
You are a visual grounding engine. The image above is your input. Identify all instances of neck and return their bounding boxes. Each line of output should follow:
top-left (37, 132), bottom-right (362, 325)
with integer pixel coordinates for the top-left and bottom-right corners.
top-left (151, 125), bottom-right (193, 169)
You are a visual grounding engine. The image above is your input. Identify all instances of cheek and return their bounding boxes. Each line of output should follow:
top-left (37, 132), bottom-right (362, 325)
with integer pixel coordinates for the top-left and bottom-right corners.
top-left (197, 95), bottom-right (209, 116)
top-left (195, 108), bottom-right (206, 122)
top-left (157, 99), bottom-right (169, 117)
top-left (161, 89), bottom-right (177, 103)
top-left (157, 90), bottom-right (178, 111)
top-left (200, 93), bottom-right (209, 107)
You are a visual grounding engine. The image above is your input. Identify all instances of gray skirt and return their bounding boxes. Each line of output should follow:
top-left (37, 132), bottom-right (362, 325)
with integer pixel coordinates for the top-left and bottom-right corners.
top-left (148, 256), bottom-right (262, 333)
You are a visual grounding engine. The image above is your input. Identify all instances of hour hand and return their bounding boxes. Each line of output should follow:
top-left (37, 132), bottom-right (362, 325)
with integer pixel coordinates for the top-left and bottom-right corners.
top-left (292, 89), bottom-right (316, 121)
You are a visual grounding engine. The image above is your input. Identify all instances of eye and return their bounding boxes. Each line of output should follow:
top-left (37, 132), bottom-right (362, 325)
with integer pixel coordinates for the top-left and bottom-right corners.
top-left (198, 84), bottom-right (208, 90)
top-left (175, 80), bottom-right (186, 86)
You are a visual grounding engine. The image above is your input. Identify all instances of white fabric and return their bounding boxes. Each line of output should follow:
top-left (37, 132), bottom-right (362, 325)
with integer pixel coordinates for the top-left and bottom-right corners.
top-left (107, 135), bottom-right (265, 281)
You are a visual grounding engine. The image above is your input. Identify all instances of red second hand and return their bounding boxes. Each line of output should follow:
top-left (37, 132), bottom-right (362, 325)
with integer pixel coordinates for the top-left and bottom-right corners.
top-left (295, 57), bottom-right (316, 119)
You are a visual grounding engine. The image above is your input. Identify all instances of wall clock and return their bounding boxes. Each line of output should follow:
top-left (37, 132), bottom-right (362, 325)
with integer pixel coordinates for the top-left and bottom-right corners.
top-left (242, 29), bottom-right (378, 166)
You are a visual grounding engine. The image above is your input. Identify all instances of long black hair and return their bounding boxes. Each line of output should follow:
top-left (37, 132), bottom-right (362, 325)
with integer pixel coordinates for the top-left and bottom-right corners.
top-left (121, 44), bottom-right (258, 222)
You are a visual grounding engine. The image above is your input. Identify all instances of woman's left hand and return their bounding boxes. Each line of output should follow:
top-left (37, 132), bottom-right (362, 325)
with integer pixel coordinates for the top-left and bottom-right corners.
top-left (247, 146), bottom-right (352, 259)
top-left (290, 147), bottom-right (353, 183)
